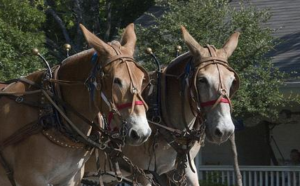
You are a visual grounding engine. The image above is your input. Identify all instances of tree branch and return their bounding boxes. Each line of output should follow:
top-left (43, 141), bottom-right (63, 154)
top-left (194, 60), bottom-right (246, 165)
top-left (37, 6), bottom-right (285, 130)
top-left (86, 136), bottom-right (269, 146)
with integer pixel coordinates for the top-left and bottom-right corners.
top-left (45, 38), bottom-right (64, 61)
top-left (91, 0), bottom-right (100, 35)
top-left (45, 37), bottom-right (60, 51)
top-left (45, 2), bottom-right (72, 45)
top-left (73, 0), bottom-right (84, 51)
top-left (104, 1), bottom-right (112, 41)
top-left (230, 133), bottom-right (243, 186)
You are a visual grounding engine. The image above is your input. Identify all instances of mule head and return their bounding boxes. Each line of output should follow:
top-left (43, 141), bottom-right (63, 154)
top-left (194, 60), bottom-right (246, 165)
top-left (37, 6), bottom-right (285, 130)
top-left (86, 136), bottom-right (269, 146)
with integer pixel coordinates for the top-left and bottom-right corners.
top-left (181, 26), bottom-right (240, 144)
top-left (80, 24), bottom-right (151, 146)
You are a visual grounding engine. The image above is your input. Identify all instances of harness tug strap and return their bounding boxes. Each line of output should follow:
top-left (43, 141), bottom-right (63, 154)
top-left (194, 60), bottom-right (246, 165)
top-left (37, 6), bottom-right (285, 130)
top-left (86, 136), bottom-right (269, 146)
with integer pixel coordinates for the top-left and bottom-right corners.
top-left (0, 120), bottom-right (41, 186)
top-left (0, 151), bottom-right (16, 186)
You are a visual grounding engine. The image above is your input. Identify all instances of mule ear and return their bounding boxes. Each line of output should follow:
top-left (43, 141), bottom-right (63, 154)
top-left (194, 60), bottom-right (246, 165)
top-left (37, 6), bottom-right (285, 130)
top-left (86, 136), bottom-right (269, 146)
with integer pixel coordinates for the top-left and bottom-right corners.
top-left (222, 32), bottom-right (240, 58)
top-left (80, 24), bottom-right (110, 55)
top-left (120, 23), bottom-right (136, 55)
top-left (181, 26), bottom-right (205, 58)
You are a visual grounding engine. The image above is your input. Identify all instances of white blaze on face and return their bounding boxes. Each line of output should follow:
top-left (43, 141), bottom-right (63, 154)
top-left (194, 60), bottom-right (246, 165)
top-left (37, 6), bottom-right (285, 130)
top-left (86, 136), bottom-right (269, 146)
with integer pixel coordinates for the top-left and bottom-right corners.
top-left (197, 67), bottom-right (236, 144)
top-left (205, 103), bottom-right (235, 144)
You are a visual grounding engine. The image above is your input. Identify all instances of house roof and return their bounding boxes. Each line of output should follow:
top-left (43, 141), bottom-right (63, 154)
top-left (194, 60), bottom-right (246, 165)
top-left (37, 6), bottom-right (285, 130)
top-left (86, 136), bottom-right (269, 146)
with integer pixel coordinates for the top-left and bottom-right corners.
top-left (136, 1), bottom-right (300, 80)
top-left (135, 6), bottom-right (167, 27)
top-left (231, 0), bottom-right (300, 79)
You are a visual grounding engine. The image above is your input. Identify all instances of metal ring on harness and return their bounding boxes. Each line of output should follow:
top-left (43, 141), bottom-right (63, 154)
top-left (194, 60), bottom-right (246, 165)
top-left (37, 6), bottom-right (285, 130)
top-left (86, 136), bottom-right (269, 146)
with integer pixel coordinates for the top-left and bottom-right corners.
top-left (116, 175), bottom-right (123, 182)
top-left (15, 96), bottom-right (24, 103)
top-left (99, 143), bottom-right (107, 150)
top-left (111, 133), bottom-right (120, 138)
top-left (150, 79), bottom-right (156, 85)
top-left (172, 171), bottom-right (186, 183)
top-left (151, 116), bottom-right (161, 123)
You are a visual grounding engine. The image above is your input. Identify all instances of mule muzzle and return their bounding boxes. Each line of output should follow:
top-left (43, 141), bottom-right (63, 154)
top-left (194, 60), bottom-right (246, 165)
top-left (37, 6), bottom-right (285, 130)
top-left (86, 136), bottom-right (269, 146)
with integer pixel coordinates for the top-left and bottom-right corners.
top-left (127, 127), bottom-right (151, 146)
top-left (205, 123), bottom-right (234, 144)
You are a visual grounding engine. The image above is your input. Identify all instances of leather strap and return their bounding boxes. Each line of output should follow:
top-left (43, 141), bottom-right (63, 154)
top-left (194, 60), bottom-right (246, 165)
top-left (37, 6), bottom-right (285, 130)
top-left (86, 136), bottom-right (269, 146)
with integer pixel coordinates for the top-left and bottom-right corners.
top-left (0, 90), bottom-right (42, 96)
top-left (199, 56), bottom-right (227, 63)
top-left (0, 120), bottom-right (41, 186)
top-left (105, 55), bottom-right (135, 66)
top-left (160, 67), bottom-right (173, 128)
top-left (48, 79), bottom-right (84, 85)
top-left (200, 97), bottom-right (230, 107)
top-left (0, 151), bottom-right (16, 186)
top-left (0, 120), bottom-right (41, 151)
top-left (102, 44), bottom-right (149, 131)
top-left (107, 101), bottom-right (145, 131)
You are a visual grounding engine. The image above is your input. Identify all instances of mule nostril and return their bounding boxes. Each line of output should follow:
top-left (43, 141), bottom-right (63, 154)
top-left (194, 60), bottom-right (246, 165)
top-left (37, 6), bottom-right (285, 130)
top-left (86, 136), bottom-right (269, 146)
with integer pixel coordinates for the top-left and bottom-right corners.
top-left (130, 130), bottom-right (140, 140)
top-left (215, 128), bottom-right (223, 138)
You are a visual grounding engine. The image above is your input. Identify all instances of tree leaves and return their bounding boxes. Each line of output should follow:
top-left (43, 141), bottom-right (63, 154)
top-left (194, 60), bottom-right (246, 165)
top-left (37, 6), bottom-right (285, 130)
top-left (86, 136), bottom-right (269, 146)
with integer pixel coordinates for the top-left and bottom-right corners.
top-left (0, 0), bottom-right (154, 80)
top-left (0, 0), bottom-right (45, 80)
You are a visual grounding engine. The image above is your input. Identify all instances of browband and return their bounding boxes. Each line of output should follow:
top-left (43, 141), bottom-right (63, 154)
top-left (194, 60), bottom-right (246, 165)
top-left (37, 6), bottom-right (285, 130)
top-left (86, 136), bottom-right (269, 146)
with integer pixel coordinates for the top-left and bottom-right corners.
top-left (105, 55), bottom-right (135, 66)
top-left (199, 56), bottom-right (228, 64)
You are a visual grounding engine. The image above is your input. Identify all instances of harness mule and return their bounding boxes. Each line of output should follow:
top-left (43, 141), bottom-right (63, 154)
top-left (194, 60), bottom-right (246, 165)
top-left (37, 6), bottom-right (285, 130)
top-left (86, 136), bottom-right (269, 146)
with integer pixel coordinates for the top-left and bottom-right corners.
top-left (0, 45), bottom-right (149, 186)
top-left (144, 45), bottom-right (239, 185)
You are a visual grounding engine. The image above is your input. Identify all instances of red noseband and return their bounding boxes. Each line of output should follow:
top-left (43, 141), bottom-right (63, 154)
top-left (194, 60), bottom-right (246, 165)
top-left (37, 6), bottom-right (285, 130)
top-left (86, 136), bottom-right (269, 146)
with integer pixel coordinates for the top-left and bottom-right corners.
top-left (108, 101), bottom-right (144, 131)
top-left (200, 97), bottom-right (230, 107)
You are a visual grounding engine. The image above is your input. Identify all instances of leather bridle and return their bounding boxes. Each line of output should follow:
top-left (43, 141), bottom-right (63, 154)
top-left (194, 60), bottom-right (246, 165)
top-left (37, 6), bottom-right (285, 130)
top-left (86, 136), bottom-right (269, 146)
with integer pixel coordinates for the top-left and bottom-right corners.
top-left (146, 45), bottom-right (240, 185)
top-left (149, 45), bottom-right (239, 132)
top-left (101, 43), bottom-right (149, 131)
top-left (192, 45), bottom-right (240, 114)
top-left (50, 43), bottom-right (149, 135)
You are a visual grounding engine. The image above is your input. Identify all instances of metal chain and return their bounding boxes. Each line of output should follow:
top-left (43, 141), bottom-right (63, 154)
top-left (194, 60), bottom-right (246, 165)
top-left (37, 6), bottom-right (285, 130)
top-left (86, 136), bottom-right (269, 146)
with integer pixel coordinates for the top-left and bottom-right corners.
top-left (122, 155), bottom-right (160, 186)
top-left (90, 117), bottom-right (158, 186)
top-left (120, 121), bottom-right (128, 147)
top-left (172, 155), bottom-right (188, 186)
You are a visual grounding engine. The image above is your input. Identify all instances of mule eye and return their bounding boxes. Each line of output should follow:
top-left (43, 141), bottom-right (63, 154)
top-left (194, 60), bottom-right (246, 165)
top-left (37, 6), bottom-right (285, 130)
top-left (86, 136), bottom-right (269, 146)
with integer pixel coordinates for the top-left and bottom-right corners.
top-left (113, 78), bottom-right (122, 86)
top-left (198, 77), bottom-right (207, 84)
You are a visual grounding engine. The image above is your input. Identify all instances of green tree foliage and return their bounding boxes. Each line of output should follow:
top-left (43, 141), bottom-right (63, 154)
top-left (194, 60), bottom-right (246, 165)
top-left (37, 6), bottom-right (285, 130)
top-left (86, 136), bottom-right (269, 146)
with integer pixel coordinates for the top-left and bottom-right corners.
top-left (44, 0), bottom-right (155, 61)
top-left (135, 0), bottom-right (297, 119)
top-left (0, 0), bottom-right (154, 80)
top-left (0, 0), bottom-right (46, 80)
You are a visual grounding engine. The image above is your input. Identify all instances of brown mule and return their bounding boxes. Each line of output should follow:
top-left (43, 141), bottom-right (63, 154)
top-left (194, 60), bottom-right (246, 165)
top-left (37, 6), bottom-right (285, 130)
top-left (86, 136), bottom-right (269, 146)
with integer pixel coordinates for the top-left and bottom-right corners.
top-left (0, 23), bottom-right (151, 186)
top-left (84, 26), bottom-right (240, 186)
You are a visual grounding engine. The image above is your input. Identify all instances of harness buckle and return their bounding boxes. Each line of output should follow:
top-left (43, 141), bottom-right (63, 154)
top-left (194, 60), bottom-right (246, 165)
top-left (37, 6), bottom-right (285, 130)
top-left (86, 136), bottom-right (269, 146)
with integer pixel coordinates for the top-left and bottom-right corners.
top-left (131, 87), bottom-right (138, 94)
top-left (111, 133), bottom-right (120, 138)
top-left (220, 88), bottom-right (227, 95)
top-left (15, 96), bottom-right (24, 103)
top-left (151, 116), bottom-right (161, 123)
